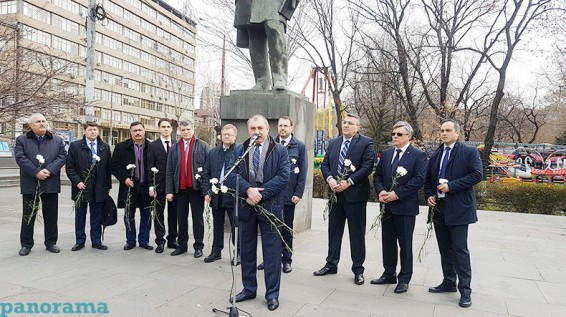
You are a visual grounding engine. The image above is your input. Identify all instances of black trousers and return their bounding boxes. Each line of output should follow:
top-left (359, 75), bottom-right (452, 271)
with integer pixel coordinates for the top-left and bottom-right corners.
top-left (153, 191), bottom-right (178, 245)
top-left (176, 189), bottom-right (204, 251)
top-left (434, 201), bottom-right (472, 295)
top-left (325, 194), bottom-right (367, 274)
top-left (211, 206), bottom-right (235, 253)
top-left (381, 208), bottom-right (416, 283)
top-left (21, 193), bottom-right (58, 248)
top-left (281, 204), bottom-right (295, 264)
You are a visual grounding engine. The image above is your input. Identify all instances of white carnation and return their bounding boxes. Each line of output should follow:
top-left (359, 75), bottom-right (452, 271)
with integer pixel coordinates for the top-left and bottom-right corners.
top-left (126, 164), bottom-right (136, 170)
top-left (197, 167), bottom-right (203, 172)
top-left (209, 178), bottom-right (219, 185)
top-left (151, 167), bottom-right (159, 173)
top-left (92, 154), bottom-right (101, 162)
top-left (220, 185), bottom-right (228, 193)
top-left (350, 165), bottom-right (356, 172)
top-left (36, 154), bottom-right (45, 165)
top-left (396, 166), bottom-right (408, 177)
top-left (291, 158), bottom-right (297, 164)
top-left (195, 174), bottom-right (201, 180)
top-left (439, 178), bottom-right (449, 185)
top-left (294, 167), bottom-right (300, 174)
top-left (344, 159), bottom-right (352, 167)
top-left (211, 184), bottom-right (219, 194)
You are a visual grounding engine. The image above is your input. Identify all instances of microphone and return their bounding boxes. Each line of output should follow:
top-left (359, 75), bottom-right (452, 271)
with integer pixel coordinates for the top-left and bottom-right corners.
top-left (249, 133), bottom-right (260, 144)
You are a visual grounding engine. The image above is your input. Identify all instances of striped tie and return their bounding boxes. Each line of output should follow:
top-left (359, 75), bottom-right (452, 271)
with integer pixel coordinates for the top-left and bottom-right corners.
top-left (253, 144), bottom-right (261, 172)
top-left (337, 140), bottom-right (350, 173)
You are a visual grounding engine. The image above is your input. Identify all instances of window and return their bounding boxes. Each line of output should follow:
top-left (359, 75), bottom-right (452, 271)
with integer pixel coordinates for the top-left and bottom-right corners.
top-left (123, 44), bottom-right (140, 59)
top-left (22, 26), bottom-right (51, 46)
top-left (53, 0), bottom-right (79, 15)
top-left (105, 19), bottom-right (122, 35)
top-left (103, 35), bottom-right (122, 51)
top-left (141, 2), bottom-right (156, 18)
top-left (23, 3), bottom-right (50, 24)
top-left (123, 10), bottom-right (141, 26)
top-left (102, 54), bottom-right (122, 69)
top-left (0, 1), bottom-right (17, 15)
top-left (123, 61), bottom-right (140, 75)
top-left (141, 19), bottom-right (156, 34)
top-left (123, 27), bottom-right (140, 42)
top-left (157, 13), bottom-right (170, 27)
top-left (105, 1), bottom-right (123, 18)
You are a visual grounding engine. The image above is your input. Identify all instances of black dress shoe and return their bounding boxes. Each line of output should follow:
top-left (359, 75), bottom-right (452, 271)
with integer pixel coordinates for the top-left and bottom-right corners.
top-left (124, 244), bottom-right (135, 250)
top-left (428, 284), bottom-right (457, 293)
top-left (257, 262), bottom-right (264, 270)
top-left (267, 298), bottom-right (279, 311)
top-left (459, 293), bottom-right (472, 308)
top-left (233, 292), bottom-right (256, 303)
top-left (171, 248), bottom-right (187, 256)
top-left (46, 245), bottom-right (60, 253)
top-left (194, 249), bottom-right (203, 258)
top-left (394, 283), bottom-right (409, 294)
top-left (92, 244), bottom-right (108, 250)
top-left (155, 244), bottom-right (164, 253)
top-left (19, 247), bottom-right (31, 256)
top-left (167, 241), bottom-right (179, 249)
top-left (204, 252), bottom-right (221, 263)
top-left (313, 267), bottom-right (337, 276)
top-left (140, 244), bottom-right (154, 250)
top-left (370, 276), bottom-right (397, 285)
top-left (354, 274), bottom-right (365, 285)
top-left (71, 244), bottom-right (85, 251)
top-left (283, 263), bottom-right (292, 273)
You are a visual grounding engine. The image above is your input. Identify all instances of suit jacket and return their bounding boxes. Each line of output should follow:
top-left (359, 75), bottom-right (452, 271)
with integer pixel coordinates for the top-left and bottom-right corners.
top-left (111, 138), bottom-right (151, 209)
top-left (374, 144), bottom-right (427, 216)
top-left (424, 141), bottom-right (483, 225)
top-left (321, 133), bottom-right (375, 203)
top-left (165, 137), bottom-right (209, 195)
top-left (275, 135), bottom-right (307, 205)
top-left (225, 136), bottom-right (290, 221)
top-left (15, 130), bottom-right (67, 195)
top-left (147, 138), bottom-right (175, 195)
top-left (202, 144), bottom-right (236, 209)
top-left (234, 0), bottom-right (299, 48)
top-left (66, 136), bottom-right (112, 203)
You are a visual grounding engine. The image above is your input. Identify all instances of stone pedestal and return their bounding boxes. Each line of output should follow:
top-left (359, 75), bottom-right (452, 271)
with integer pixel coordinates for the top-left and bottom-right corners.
top-left (220, 90), bottom-right (315, 232)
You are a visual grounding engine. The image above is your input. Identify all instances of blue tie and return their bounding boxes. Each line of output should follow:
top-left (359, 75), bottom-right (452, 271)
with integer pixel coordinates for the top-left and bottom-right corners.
top-left (438, 147), bottom-right (451, 179)
top-left (337, 140), bottom-right (350, 173)
top-left (90, 142), bottom-right (96, 155)
top-left (253, 144), bottom-right (261, 172)
top-left (391, 149), bottom-right (402, 177)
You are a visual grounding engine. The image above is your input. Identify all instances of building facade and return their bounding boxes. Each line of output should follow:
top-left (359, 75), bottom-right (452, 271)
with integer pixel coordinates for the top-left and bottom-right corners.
top-left (0, 0), bottom-right (196, 145)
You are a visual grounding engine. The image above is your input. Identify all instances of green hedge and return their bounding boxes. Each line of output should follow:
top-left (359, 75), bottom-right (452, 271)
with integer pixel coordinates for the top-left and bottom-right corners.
top-left (312, 170), bottom-right (566, 216)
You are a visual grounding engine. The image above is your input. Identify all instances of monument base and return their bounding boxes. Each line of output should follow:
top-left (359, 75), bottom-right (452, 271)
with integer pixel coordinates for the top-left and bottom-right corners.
top-left (220, 90), bottom-right (315, 232)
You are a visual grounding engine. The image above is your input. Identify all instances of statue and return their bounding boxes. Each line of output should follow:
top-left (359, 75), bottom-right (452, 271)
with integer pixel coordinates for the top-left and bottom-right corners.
top-left (234, 0), bottom-right (300, 91)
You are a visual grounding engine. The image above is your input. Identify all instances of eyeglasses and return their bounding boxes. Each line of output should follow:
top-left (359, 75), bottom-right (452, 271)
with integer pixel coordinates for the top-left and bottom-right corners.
top-left (391, 132), bottom-right (409, 137)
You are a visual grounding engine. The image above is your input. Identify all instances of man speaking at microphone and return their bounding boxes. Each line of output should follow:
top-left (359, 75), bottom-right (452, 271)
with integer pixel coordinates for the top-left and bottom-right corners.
top-left (225, 114), bottom-right (289, 311)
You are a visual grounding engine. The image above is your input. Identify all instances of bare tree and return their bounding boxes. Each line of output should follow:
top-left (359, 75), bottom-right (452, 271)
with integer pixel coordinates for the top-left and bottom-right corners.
top-left (293, 0), bottom-right (361, 135)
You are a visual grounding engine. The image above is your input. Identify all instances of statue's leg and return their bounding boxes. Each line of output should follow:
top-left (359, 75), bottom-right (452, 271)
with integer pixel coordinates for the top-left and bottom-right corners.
top-left (265, 20), bottom-right (288, 90)
top-left (248, 27), bottom-right (271, 90)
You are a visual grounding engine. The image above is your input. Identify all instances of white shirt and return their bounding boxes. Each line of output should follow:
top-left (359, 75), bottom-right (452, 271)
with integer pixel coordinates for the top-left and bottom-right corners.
top-left (391, 143), bottom-right (410, 163)
top-left (279, 136), bottom-right (292, 147)
top-left (160, 136), bottom-right (172, 152)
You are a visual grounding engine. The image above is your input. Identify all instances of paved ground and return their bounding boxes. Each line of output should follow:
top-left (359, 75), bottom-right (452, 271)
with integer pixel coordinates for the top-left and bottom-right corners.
top-left (0, 185), bottom-right (565, 317)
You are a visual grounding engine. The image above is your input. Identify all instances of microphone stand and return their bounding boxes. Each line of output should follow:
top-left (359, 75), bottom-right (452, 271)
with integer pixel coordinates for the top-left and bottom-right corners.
top-left (212, 137), bottom-right (257, 317)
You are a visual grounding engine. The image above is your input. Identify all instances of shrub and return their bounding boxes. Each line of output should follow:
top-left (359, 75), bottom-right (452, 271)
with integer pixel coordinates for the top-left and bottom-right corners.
top-left (313, 170), bottom-right (566, 215)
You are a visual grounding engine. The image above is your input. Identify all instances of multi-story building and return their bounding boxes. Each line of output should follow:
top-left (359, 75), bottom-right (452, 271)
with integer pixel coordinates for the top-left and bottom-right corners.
top-left (0, 0), bottom-right (196, 145)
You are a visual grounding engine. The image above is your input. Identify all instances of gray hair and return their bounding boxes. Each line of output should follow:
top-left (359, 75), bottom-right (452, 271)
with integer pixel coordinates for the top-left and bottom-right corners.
top-left (441, 119), bottom-right (461, 132)
top-left (247, 114), bottom-right (269, 127)
top-left (178, 120), bottom-right (193, 128)
top-left (28, 113), bottom-right (46, 124)
top-left (393, 120), bottom-right (413, 135)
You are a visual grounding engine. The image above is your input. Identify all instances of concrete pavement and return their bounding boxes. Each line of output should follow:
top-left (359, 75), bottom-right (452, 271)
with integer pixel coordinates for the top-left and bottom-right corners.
top-left (0, 185), bottom-right (565, 317)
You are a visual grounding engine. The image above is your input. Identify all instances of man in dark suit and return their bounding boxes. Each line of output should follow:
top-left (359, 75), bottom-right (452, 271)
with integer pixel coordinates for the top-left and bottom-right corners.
top-left (225, 114), bottom-right (289, 311)
top-left (15, 113), bottom-right (67, 256)
top-left (111, 122), bottom-right (153, 251)
top-left (425, 119), bottom-right (482, 308)
top-left (315, 114), bottom-right (375, 285)
top-left (165, 121), bottom-right (209, 257)
top-left (258, 116), bottom-right (307, 273)
top-left (147, 118), bottom-right (178, 254)
top-left (66, 122), bottom-right (112, 251)
top-left (202, 124), bottom-right (237, 263)
top-left (371, 121), bottom-right (427, 293)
